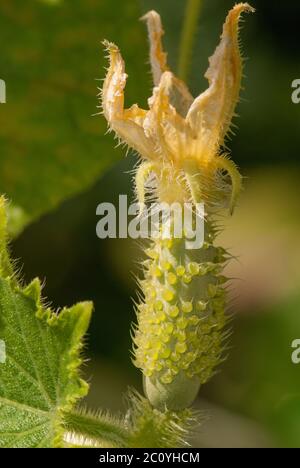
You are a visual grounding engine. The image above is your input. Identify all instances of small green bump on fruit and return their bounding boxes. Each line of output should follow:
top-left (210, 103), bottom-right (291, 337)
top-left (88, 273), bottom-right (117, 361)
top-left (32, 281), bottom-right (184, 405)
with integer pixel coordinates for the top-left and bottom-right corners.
top-left (161, 347), bottom-right (171, 359)
top-left (168, 305), bottom-right (179, 317)
top-left (207, 283), bottom-right (218, 297)
top-left (162, 288), bottom-right (174, 302)
top-left (162, 239), bottom-right (173, 249)
top-left (157, 310), bottom-right (166, 323)
top-left (187, 262), bottom-right (200, 276)
top-left (189, 315), bottom-right (201, 326)
top-left (171, 352), bottom-right (181, 362)
top-left (151, 265), bottom-right (162, 277)
top-left (182, 274), bottom-right (192, 284)
top-left (176, 330), bottom-right (186, 342)
top-left (198, 264), bottom-right (208, 275)
top-left (211, 297), bottom-right (225, 312)
top-left (182, 301), bottom-right (193, 313)
top-left (160, 371), bottom-right (173, 384)
top-left (167, 272), bottom-right (177, 285)
top-left (176, 265), bottom-right (185, 276)
top-left (144, 340), bottom-right (151, 350)
top-left (145, 285), bottom-right (156, 299)
top-left (196, 300), bottom-right (207, 311)
top-left (177, 317), bottom-right (188, 330)
top-left (154, 300), bottom-right (163, 311)
top-left (161, 333), bottom-right (171, 344)
top-left (176, 342), bottom-right (187, 354)
top-left (165, 323), bottom-right (174, 334)
top-left (161, 260), bottom-right (171, 271)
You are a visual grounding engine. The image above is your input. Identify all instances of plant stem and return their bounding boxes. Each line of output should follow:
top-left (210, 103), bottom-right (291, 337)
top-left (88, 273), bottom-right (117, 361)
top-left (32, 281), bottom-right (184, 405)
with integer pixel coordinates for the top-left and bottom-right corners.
top-left (63, 410), bottom-right (129, 448)
top-left (177, 0), bottom-right (203, 82)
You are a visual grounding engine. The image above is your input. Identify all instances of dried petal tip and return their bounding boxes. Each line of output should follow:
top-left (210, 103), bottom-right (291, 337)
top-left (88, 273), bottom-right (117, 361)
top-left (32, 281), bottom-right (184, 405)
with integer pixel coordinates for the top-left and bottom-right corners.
top-left (187, 3), bottom-right (255, 150)
top-left (101, 39), bottom-right (155, 160)
top-left (141, 10), bottom-right (169, 86)
top-left (234, 3), bottom-right (255, 14)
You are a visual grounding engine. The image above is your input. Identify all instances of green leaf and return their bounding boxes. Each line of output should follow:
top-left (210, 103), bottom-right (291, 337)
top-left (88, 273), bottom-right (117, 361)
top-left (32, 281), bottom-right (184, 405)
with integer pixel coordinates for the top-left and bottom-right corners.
top-left (0, 197), bottom-right (93, 447)
top-left (0, 0), bottom-right (148, 236)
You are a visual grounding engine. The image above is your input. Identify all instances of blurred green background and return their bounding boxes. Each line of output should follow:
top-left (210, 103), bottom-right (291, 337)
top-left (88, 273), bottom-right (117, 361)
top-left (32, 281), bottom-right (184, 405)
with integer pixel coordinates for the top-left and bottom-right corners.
top-left (1, 0), bottom-right (300, 447)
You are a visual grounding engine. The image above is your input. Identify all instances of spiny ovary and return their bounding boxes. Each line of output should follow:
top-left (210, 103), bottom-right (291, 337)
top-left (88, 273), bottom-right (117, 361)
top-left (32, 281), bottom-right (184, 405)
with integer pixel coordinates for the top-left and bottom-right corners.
top-left (133, 230), bottom-right (228, 409)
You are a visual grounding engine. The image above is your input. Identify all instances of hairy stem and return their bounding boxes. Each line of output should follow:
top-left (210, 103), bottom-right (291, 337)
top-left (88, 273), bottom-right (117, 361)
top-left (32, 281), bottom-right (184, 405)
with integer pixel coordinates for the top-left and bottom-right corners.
top-left (62, 410), bottom-right (129, 448)
top-left (126, 391), bottom-right (196, 448)
top-left (177, 0), bottom-right (203, 82)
